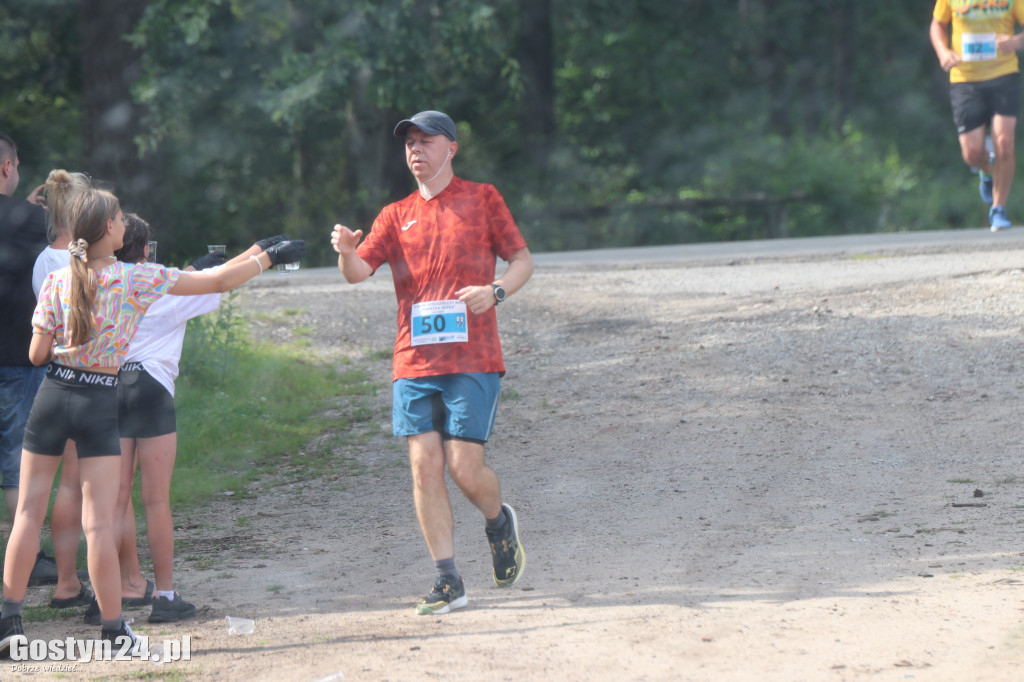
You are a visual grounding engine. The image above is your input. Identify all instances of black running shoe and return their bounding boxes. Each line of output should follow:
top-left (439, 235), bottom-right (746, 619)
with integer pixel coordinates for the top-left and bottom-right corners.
top-left (0, 615), bottom-right (25, 659)
top-left (148, 593), bottom-right (197, 623)
top-left (83, 596), bottom-right (101, 625)
top-left (415, 575), bottom-right (467, 615)
top-left (486, 503), bottom-right (525, 587)
top-left (27, 551), bottom-right (58, 586)
top-left (100, 619), bottom-right (139, 655)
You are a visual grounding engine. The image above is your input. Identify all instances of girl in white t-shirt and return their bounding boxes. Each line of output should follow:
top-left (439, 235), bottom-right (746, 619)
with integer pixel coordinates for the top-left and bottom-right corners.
top-left (31, 169), bottom-right (89, 298)
top-left (114, 214), bottom-right (285, 624)
top-left (31, 170), bottom-right (95, 610)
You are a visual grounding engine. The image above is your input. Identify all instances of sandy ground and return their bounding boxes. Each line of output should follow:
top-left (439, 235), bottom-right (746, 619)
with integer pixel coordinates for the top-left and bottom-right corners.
top-left (9, 233), bottom-right (1024, 681)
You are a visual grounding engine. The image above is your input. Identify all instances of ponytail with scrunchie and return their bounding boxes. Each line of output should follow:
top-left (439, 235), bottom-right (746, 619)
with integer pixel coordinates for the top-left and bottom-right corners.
top-left (68, 238), bottom-right (88, 260)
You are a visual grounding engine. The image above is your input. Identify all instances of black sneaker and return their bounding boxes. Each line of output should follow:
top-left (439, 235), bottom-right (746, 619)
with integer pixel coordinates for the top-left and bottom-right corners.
top-left (148, 593), bottom-right (197, 623)
top-left (0, 615), bottom-right (25, 659)
top-left (100, 619), bottom-right (139, 655)
top-left (83, 596), bottom-right (101, 626)
top-left (486, 503), bottom-right (525, 587)
top-left (415, 575), bottom-right (467, 615)
top-left (28, 551), bottom-right (58, 586)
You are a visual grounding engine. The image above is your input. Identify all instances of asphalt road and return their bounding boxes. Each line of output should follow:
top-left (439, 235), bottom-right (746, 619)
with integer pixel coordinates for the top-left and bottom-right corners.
top-left (529, 226), bottom-right (1024, 266)
top-left (285, 227), bottom-right (1024, 281)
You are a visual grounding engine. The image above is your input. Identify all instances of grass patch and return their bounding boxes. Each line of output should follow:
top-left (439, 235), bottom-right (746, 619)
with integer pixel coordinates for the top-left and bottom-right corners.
top-left (249, 308), bottom-right (306, 322)
top-left (22, 605), bottom-right (82, 623)
top-left (366, 347), bottom-right (393, 361)
top-left (167, 295), bottom-right (378, 508)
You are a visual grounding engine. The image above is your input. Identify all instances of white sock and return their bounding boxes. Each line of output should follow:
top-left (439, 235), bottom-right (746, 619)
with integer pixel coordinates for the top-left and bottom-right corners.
top-left (156, 590), bottom-right (175, 601)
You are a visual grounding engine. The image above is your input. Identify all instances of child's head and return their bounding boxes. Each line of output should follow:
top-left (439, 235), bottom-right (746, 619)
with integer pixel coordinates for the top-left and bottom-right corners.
top-left (115, 213), bottom-right (151, 264)
top-left (66, 187), bottom-right (120, 259)
top-left (44, 169), bottom-right (91, 241)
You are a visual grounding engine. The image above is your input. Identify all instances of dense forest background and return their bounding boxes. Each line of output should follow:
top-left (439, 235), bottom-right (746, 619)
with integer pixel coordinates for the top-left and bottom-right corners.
top-left (0, 1), bottom-right (994, 265)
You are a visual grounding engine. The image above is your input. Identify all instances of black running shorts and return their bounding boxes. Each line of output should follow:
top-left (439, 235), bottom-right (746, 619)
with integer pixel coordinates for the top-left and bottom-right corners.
top-left (118, 364), bottom-right (176, 438)
top-left (22, 364), bottom-right (120, 458)
top-left (950, 72), bottom-right (1021, 134)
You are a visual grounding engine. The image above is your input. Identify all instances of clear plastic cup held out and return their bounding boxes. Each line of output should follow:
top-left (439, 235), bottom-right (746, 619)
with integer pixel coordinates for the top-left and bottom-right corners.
top-left (146, 241), bottom-right (158, 263)
top-left (225, 616), bottom-right (255, 635)
top-left (207, 244), bottom-right (226, 254)
top-left (277, 261), bottom-right (300, 272)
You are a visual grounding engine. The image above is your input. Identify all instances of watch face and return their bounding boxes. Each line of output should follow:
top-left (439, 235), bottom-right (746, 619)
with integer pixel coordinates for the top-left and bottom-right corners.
top-left (493, 285), bottom-right (506, 301)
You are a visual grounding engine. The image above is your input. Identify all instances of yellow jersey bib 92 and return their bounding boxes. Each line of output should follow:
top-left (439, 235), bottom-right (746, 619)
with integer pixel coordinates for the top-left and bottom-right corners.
top-left (935, 0), bottom-right (1024, 82)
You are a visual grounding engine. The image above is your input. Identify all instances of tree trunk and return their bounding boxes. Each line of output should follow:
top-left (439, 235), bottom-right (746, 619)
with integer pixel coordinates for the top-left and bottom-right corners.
top-left (833, 2), bottom-right (854, 128)
top-left (79, 0), bottom-right (148, 200)
top-left (517, 0), bottom-right (555, 143)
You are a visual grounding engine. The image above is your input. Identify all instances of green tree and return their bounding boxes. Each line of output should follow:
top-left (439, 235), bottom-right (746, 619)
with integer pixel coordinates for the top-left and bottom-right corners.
top-left (0, 0), bottom-right (986, 254)
top-left (0, 0), bottom-right (82, 187)
top-left (128, 0), bottom-right (522, 264)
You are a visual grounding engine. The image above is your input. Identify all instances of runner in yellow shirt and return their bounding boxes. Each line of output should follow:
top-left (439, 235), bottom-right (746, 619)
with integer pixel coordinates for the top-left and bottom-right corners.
top-left (931, 0), bottom-right (1024, 231)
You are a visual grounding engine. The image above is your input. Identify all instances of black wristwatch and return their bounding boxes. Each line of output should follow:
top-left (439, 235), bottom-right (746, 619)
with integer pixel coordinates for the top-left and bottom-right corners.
top-left (491, 283), bottom-right (507, 305)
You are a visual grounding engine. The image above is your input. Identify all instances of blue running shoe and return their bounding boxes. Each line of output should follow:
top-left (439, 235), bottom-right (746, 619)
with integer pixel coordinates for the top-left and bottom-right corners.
top-left (979, 169), bottom-right (994, 205)
top-left (990, 205), bottom-right (1012, 232)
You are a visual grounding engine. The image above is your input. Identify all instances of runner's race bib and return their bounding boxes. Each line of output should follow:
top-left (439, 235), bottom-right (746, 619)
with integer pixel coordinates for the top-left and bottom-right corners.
top-left (411, 300), bottom-right (468, 346)
top-left (961, 33), bottom-right (997, 62)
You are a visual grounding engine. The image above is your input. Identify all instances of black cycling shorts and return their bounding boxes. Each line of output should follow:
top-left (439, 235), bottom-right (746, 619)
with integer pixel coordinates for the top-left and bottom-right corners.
top-left (118, 364), bottom-right (176, 438)
top-left (950, 72), bottom-right (1021, 134)
top-left (22, 364), bottom-right (120, 458)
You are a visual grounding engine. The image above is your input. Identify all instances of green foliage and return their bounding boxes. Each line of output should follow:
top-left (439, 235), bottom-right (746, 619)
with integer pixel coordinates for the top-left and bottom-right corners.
top-left (692, 123), bottom-right (921, 237)
top-left (0, 1), bottom-right (1004, 253)
top-left (124, 0), bottom-right (521, 265)
top-left (179, 290), bottom-right (248, 385)
top-left (173, 302), bottom-right (376, 508)
top-left (0, 0), bottom-right (82, 185)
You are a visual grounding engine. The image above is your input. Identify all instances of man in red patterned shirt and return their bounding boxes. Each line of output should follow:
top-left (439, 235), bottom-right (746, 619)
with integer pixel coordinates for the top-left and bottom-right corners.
top-left (331, 111), bottom-right (533, 615)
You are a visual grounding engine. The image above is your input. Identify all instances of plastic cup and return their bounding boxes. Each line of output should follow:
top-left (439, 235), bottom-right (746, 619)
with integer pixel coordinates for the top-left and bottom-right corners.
top-left (207, 244), bottom-right (226, 255)
top-left (277, 261), bottom-right (300, 272)
top-left (312, 672), bottom-right (345, 682)
top-left (146, 241), bottom-right (158, 263)
top-left (225, 616), bottom-right (255, 635)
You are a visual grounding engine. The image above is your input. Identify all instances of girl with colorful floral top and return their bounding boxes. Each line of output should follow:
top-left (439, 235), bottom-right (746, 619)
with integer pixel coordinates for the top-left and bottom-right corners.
top-left (0, 187), bottom-right (304, 652)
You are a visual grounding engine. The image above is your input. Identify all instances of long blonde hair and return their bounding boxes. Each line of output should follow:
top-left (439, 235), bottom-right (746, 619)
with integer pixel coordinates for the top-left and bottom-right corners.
top-left (44, 170), bottom-right (91, 243)
top-left (65, 188), bottom-right (120, 347)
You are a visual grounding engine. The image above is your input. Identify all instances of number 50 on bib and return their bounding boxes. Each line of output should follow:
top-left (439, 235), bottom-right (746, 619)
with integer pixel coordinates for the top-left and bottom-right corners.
top-left (411, 300), bottom-right (469, 346)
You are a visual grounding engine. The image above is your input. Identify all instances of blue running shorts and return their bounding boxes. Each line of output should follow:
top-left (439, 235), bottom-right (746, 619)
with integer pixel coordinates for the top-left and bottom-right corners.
top-left (392, 373), bottom-right (500, 443)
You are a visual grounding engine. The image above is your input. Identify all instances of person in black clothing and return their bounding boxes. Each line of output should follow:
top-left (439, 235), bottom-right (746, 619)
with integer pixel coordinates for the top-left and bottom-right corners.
top-left (0, 131), bottom-right (58, 585)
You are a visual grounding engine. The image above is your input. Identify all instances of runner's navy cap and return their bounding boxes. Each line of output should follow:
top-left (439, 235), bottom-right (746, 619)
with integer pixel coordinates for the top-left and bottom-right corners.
top-left (393, 111), bottom-right (457, 141)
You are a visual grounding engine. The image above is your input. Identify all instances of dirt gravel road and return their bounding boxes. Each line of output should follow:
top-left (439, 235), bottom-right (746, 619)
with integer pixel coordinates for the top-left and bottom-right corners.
top-left (12, 231), bottom-right (1024, 681)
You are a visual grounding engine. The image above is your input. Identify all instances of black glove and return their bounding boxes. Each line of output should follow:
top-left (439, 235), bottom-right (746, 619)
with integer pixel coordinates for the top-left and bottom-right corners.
top-left (256, 234), bottom-right (287, 251)
top-left (191, 252), bottom-right (227, 271)
top-left (265, 239), bottom-right (306, 266)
